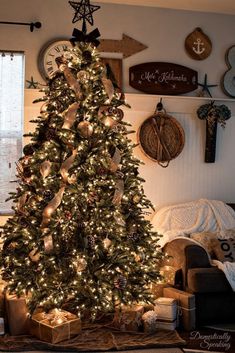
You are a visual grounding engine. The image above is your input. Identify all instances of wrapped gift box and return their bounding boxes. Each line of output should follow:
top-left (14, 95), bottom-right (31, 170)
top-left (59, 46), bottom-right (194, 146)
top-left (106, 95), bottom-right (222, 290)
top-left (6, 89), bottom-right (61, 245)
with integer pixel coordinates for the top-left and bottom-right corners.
top-left (142, 310), bottom-right (158, 333)
top-left (156, 318), bottom-right (177, 330)
top-left (163, 287), bottom-right (196, 331)
top-left (113, 305), bottom-right (144, 331)
top-left (154, 297), bottom-right (177, 321)
top-left (5, 292), bottom-right (29, 335)
top-left (30, 309), bottom-right (81, 344)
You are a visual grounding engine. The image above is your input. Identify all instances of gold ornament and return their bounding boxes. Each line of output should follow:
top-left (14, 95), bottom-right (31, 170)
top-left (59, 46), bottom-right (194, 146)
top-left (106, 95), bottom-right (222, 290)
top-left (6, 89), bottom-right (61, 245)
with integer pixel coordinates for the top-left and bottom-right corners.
top-left (29, 248), bottom-right (40, 262)
top-left (62, 102), bottom-right (80, 130)
top-left (103, 238), bottom-right (112, 249)
top-left (74, 258), bottom-right (87, 272)
top-left (133, 195), bottom-right (141, 204)
top-left (60, 149), bottom-right (77, 183)
top-left (77, 70), bottom-right (90, 83)
top-left (40, 160), bottom-right (52, 179)
top-left (77, 121), bottom-right (93, 138)
top-left (98, 106), bottom-right (123, 128)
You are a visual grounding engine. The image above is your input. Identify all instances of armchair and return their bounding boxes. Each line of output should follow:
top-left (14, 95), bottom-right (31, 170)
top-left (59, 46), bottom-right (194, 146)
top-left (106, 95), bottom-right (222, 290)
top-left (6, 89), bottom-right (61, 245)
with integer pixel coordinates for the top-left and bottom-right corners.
top-left (164, 237), bottom-right (235, 325)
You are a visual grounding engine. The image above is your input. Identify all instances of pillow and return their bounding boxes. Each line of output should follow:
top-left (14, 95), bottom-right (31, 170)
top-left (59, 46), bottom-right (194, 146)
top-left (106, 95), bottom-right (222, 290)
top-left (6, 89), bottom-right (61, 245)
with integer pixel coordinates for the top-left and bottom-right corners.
top-left (212, 238), bottom-right (235, 262)
top-left (190, 231), bottom-right (218, 257)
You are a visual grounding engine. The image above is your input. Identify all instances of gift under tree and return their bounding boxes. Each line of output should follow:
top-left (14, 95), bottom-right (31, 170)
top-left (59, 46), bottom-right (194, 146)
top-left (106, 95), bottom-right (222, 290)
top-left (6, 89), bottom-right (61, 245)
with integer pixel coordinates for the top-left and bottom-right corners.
top-left (0, 0), bottom-right (163, 324)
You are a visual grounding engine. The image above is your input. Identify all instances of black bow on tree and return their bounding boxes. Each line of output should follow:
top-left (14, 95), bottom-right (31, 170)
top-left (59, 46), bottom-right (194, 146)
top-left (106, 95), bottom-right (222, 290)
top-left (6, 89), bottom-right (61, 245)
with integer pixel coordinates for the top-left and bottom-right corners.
top-left (70, 28), bottom-right (100, 47)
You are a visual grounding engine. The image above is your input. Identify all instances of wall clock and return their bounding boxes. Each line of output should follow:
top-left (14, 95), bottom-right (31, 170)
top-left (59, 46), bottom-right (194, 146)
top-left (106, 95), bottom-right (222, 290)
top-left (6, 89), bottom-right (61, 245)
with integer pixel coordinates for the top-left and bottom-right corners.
top-left (38, 39), bottom-right (72, 80)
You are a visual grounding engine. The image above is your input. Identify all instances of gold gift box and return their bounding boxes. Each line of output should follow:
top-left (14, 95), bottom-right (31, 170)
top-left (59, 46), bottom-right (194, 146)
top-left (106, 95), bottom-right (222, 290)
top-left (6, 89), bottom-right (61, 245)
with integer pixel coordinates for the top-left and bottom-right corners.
top-left (113, 305), bottom-right (144, 331)
top-left (30, 309), bottom-right (81, 344)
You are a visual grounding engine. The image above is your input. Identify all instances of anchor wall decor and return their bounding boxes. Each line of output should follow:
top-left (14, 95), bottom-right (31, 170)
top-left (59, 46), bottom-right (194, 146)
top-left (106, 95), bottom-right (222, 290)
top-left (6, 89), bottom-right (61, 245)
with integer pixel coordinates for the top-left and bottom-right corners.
top-left (185, 28), bottom-right (212, 60)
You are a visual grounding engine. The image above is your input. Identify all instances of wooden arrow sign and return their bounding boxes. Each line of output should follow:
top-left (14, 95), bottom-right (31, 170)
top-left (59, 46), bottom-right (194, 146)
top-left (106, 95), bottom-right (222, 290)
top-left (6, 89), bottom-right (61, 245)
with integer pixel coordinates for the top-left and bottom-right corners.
top-left (99, 34), bottom-right (148, 59)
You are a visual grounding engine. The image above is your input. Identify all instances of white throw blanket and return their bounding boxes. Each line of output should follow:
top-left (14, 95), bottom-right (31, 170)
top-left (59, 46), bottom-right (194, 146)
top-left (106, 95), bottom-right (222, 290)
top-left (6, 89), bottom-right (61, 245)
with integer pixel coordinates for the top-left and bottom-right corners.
top-left (152, 199), bottom-right (235, 247)
top-left (212, 260), bottom-right (235, 291)
top-left (151, 199), bottom-right (235, 291)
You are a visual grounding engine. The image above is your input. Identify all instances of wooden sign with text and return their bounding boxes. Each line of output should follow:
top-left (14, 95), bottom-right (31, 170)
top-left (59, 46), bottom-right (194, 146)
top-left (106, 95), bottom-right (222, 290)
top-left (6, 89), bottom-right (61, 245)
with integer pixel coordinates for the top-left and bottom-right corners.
top-left (129, 62), bottom-right (198, 95)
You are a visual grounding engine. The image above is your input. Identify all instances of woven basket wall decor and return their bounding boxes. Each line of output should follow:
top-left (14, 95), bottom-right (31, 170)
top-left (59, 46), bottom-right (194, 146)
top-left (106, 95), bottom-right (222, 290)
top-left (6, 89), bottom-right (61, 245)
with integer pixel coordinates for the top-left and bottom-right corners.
top-left (138, 112), bottom-right (185, 167)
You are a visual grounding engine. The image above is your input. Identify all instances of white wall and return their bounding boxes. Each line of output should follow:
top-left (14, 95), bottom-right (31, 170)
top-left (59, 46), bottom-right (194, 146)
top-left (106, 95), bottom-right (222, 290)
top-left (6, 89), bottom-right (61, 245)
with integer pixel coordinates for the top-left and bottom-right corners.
top-left (2, 89), bottom-right (235, 228)
top-left (1, 1), bottom-right (235, 225)
top-left (0, 0), bottom-right (235, 98)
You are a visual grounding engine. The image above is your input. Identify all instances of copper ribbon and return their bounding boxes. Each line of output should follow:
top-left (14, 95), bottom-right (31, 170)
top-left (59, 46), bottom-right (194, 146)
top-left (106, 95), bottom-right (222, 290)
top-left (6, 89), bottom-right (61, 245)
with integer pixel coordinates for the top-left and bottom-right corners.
top-left (44, 234), bottom-right (54, 253)
top-left (60, 64), bottom-right (82, 99)
top-left (40, 160), bottom-right (52, 179)
top-left (101, 77), bottom-right (114, 103)
top-left (17, 192), bottom-right (30, 212)
top-left (112, 179), bottom-right (124, 205)
top-left (41, 186), bottom-right (65, 227)
top-left (60, 149), bottom-right (77, 183)
top-left (109, 148), bottom-right (121, 172)
top-left (62, 102), bottom-right (80, 130)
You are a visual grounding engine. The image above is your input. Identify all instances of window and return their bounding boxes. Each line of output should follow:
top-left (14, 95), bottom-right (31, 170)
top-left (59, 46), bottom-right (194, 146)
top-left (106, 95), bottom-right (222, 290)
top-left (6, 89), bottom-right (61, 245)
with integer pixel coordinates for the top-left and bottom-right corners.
top-left (0, 51), bottom-right (24, 215)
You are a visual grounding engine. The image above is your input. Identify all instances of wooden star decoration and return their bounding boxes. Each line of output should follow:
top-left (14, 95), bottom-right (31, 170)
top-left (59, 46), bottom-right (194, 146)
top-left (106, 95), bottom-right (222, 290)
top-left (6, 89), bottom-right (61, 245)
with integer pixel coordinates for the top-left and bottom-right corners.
top-left (198, 74), bottom-right (218, 98)
top-left (69, 0), bottom-right (100, 31)
top-left (26, 76), bottom-right (39, 89)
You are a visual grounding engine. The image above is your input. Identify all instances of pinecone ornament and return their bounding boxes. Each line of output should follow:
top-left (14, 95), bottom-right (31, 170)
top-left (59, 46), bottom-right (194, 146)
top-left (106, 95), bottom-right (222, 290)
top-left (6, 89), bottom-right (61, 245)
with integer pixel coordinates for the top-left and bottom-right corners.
top-left (127, 232), bottom-right (139, 242)
top-left (114, 275), bottom-right (127, 290)
top-left (45, 128), bottom-right (57, 140)
top-left (87, 235), bottom-right (96, 249)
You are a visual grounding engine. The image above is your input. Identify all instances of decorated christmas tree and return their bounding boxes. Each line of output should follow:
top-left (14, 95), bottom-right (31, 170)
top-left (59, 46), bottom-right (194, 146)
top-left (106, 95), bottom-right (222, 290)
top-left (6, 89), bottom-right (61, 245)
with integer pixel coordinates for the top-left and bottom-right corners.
top-left (0, 0), bottom-right (163, 320)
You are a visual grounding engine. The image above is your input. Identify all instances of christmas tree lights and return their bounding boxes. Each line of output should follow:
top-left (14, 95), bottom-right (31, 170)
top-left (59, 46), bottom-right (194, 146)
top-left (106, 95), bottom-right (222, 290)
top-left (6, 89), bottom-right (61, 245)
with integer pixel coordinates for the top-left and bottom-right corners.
top-left (0, 1), bottom-right (164, 321)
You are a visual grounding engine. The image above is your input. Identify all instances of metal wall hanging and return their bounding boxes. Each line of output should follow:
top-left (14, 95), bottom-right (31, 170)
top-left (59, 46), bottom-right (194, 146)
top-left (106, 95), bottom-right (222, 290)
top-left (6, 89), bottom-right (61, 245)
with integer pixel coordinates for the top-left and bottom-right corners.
top-left (138, 100), bottom-right (185, 167)
top-left (222, 45), bottom-right (235, 98)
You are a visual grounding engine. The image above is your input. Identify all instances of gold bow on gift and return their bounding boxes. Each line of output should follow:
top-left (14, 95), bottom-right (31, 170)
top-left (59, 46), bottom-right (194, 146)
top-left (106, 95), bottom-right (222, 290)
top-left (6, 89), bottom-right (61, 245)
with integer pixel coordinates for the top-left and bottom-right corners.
top-left (39, 309), bottom-right (73, 326)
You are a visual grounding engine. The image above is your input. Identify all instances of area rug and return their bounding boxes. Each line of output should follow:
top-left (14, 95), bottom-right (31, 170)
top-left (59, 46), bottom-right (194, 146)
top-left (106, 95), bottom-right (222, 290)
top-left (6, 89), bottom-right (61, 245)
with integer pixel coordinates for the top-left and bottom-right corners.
top-left (0, 326), bottom-right (185, 352)
top-left (9, 349), bottom-right (184, 353)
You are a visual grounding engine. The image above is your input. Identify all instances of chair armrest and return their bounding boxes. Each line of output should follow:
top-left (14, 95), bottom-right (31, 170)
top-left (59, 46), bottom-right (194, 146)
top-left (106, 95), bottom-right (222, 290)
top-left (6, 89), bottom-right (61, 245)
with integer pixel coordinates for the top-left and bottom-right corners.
top-left (163, 238), bottom-right (211, 290)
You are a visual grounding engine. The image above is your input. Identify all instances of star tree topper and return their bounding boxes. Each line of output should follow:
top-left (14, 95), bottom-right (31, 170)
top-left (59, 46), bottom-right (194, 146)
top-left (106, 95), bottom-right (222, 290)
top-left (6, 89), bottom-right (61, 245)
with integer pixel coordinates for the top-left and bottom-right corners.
top-left (69, 0), bottom-right (100, 33)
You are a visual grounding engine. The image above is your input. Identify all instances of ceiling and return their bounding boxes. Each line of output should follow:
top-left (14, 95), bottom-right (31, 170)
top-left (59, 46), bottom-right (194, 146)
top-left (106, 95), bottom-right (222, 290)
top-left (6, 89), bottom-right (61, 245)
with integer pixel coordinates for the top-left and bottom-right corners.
top-left (97, 0), bottom-right (235, 15)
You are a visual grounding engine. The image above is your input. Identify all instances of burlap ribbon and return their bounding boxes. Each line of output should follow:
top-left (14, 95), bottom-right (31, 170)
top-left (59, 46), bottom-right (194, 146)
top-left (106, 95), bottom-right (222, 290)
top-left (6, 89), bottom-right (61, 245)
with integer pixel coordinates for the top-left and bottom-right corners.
top-left (59, 64), bottom-right (82, 100)
top-left (43, 234), bottom-right (54, 253)
top-left (17, 192), bottom-right (30, 212)
top-left (40, 160), bottom-right (52, 179)
top-left (41, 186), bottom-right (65, 227)
top-left (101, 77), bottom-right (114, 103)
top-left (112, 179), bottom-right (124, 205)
top-left (60, 149), bottom-right (77, 183)
top-left (109, 148), bottom-right (121, 172)
top-left (62, 102), bottom-right (80, 130)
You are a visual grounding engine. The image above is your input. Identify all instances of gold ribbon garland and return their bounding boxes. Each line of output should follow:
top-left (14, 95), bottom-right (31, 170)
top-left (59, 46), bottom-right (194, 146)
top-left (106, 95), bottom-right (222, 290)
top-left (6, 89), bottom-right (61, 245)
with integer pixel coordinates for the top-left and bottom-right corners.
top-left (101, 77), bottom-right (114, 103)
top-left (44, 234), bottom-right (54, 253)
top-left (109, 148), bottom-right (121, 172)
top-left (60, 149), bottom-right (78, 183)
top-left (59, 63), bottom-right (82, 100)
top-left (17, 192), bottom-right (30, 212)
top-left (112, 179), bottom-right (124, 205)
top-left (41, 186), bottom-right (65, 228)
top-left (62, 102), bottom-right (80, 130)
top-left (40, 160), bottom-right (52, 179)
